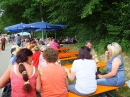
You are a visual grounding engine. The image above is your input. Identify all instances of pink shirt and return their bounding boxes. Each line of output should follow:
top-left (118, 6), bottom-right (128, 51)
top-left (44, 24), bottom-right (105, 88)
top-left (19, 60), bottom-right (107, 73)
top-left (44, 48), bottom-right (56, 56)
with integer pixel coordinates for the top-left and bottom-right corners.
top-left (50, 42), bottom-right (59, 50)
top-left (11, 65), bottom-right (36, 97)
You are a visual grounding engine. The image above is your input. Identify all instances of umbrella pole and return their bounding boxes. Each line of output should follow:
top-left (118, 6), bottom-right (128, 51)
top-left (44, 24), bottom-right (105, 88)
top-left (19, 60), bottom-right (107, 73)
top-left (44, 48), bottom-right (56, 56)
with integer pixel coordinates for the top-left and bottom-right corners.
top-left (55, 31), bottom-right (56, 40)
top-left (42, 29), bottom-right (43, 40)
top-left (46, 32), bottom-right (47, 38)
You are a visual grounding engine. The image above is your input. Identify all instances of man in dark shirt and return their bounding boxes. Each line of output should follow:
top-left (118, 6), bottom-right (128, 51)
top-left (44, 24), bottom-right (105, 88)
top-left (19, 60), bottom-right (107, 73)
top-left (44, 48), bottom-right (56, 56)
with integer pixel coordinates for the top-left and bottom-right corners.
top-left (1, 35), bottom-right (6, 50)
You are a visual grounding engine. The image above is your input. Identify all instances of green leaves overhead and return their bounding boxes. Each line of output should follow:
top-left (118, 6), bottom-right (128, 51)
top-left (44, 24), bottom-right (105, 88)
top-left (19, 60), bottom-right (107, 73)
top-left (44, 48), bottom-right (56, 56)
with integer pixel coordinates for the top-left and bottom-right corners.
top-left (1, 0), bottom-right (130, 53)
top-left (81, 0), bottom-right (100, 18)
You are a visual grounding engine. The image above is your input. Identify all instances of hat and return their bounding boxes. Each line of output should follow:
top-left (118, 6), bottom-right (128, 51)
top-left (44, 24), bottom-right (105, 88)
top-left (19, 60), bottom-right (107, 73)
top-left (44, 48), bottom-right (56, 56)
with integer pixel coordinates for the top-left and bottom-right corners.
top-left (12, 47), bottom-right (22, 55)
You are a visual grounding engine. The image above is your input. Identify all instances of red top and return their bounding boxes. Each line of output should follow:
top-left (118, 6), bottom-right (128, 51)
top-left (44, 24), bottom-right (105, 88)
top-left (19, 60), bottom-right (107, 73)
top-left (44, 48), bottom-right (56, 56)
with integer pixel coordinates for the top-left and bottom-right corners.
top-left (32, 51), bottom-right (41, 68)
top-left (40, 65), bottom-right (67, 97)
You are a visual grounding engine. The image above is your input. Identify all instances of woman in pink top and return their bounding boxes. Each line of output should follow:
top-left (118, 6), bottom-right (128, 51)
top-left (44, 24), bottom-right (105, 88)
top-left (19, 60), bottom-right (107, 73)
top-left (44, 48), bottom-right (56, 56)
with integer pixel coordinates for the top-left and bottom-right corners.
top-left (50, 39), bottom-right (59, 50)
top-left (0, 48), bottom-right (41, 97)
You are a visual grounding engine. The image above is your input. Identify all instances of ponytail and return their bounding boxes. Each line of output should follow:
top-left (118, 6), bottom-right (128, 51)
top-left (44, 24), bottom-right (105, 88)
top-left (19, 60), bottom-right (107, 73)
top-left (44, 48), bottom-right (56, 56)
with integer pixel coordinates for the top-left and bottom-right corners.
top-left (19, 63), bottom-right (32, 93)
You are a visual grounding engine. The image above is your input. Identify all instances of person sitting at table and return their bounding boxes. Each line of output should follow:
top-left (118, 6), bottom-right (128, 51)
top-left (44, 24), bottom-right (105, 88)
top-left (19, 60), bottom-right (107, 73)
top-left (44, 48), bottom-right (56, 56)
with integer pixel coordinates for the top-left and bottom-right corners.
top-left (49, 38), bottom-right (60, 50)
top-left (0, 48), bottom-right (41, 96)
top-left (38, 46), bottom-right (61, 69)
top-left (65, 46), bottom-right (97, 96)
top-left (39, 48), bottom-right (68, 97)
top-left (32, 46), bottom-right (41, 68)
top-left (8, 47), bottom-right (22, 67)
top-left (97, 42), bottom-right (125, 97)
top-left (85, 40), bottom-right (98, 60)
top-left (38, 46), bottom-right (48, 69)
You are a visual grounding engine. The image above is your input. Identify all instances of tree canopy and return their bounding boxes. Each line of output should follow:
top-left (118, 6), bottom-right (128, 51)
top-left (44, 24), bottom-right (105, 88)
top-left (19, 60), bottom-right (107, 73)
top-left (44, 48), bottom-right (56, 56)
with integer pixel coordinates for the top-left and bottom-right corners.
top-left (0, 0), bottom-right (130, 52)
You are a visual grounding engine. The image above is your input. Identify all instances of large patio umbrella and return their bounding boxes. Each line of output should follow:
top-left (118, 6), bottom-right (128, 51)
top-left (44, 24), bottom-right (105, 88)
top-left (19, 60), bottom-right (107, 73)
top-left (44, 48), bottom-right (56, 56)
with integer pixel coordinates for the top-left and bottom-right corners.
top-left (26, 21), bottom-right (54, 39)
top-left (4, 23), bottom-right (37, 33)
top-left (34, 24), bottom-right (66, 39)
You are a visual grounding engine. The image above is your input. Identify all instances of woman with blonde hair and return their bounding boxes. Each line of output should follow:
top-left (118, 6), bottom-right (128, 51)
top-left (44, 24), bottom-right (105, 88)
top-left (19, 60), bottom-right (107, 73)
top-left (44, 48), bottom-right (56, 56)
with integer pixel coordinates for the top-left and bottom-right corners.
top-left (97, 42), bottom-right (125, 97)
top-left (0, 48), bottom-right (41, 97)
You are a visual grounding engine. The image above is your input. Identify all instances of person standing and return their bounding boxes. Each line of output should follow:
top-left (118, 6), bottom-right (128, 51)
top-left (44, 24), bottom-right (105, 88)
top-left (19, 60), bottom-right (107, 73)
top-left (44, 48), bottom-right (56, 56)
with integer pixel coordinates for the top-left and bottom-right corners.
top-left (15, 34), bottom-right (21, 47)
top-left (1, 35), bottom-right (6, 51)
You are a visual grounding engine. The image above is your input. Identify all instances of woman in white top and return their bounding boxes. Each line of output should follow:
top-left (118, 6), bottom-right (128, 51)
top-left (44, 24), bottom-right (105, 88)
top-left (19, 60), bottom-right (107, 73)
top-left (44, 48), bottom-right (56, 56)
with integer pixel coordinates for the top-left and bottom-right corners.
top-left (65, 46), bottom-right (97, 96)
top-left (38, 46), bottom-right (61, 69)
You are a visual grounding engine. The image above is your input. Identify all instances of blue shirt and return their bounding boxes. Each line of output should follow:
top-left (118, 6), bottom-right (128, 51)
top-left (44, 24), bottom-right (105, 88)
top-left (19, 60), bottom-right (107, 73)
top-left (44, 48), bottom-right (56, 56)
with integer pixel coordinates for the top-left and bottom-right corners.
top-left (106, 56), bottom-right (125, 87)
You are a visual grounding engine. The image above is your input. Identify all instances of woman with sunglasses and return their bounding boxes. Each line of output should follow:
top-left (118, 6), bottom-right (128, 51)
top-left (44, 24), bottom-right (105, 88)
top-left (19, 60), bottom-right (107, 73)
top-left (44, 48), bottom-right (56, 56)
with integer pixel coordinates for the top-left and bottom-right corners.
top-left (97, 42), bottom-right (125, 97)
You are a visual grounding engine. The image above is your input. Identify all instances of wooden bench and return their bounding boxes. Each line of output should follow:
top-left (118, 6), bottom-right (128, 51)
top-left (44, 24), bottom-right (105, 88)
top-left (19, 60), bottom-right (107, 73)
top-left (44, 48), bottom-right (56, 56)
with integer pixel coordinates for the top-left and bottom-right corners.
top-left (60, 57), bottom-right (77, 61)
top-left (57, 47), bottom-right (72, 53)
top-left (68, 83), bottom-right (128, 97)
top-left (97, 61), bottom-right (106, 68)
top-left (59, 51), bottom-right (78, 59)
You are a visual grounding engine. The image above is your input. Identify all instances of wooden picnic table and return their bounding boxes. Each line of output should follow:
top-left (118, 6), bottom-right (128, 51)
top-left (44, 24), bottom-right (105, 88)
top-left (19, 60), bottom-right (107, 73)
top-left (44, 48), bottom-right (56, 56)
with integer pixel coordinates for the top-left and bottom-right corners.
top-left (58, 51), bottom-right (78, 59)
top-left (60, 57), bottom-right (77, 61)
top-left (62, 61), bottom-right (106, 69)
top-left (57, 47), bottom-right (72, 53)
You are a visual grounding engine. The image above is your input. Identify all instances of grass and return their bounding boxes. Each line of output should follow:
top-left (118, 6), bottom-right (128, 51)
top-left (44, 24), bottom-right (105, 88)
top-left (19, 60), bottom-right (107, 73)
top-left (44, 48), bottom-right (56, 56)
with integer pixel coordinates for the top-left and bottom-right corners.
top-left (61, 43), bottom-right (130, 97)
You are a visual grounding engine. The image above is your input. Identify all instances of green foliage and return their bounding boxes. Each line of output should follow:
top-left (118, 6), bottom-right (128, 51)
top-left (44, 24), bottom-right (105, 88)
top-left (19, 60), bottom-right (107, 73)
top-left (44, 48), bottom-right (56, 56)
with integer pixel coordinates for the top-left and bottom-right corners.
top-left (0, 0), bottom-right (130, 53)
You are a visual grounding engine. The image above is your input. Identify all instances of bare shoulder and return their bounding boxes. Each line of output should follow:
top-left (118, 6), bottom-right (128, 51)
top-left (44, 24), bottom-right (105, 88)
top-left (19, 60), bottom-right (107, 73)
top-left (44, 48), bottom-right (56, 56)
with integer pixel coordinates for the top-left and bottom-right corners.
top-left (113, 57), bottom-right (122, 65)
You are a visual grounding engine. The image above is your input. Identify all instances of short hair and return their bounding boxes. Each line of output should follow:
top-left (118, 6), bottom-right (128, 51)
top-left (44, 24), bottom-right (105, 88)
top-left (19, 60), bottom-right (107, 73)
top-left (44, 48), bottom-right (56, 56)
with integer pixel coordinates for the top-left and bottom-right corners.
top-left (42, 48), bottom-right (58, 63)
top-left (78, 46), bottom-right (92, 59)
top-left (107, 42), bottom-right (122, 57)
top-left (86, 40), bottom-right (92, 45)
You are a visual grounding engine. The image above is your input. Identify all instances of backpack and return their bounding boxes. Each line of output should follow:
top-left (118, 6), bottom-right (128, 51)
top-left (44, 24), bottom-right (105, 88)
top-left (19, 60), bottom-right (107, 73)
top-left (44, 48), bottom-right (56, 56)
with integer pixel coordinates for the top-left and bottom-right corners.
top-left (1, 83), bottom-right (11, 97)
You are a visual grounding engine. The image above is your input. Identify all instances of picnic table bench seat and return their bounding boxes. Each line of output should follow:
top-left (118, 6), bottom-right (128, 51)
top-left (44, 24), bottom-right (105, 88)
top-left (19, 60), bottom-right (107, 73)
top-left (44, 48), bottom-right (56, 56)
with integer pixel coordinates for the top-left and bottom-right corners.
top-left (57, 47), bottom-right (72, 53)
top-left (58, 51), bottom-right (78, 59)
top-left (68, 83), bottom-right (128, 97)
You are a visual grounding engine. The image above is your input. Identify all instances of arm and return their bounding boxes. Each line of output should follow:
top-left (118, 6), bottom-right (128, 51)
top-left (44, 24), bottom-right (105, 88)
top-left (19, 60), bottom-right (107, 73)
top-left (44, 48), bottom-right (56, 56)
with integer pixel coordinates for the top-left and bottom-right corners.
top-left (65, 77), bottom-right (68, 88)
top-left (35, 69), bottom-right (41, 92)
top-left (0, 68), bottom-right (11, 88)
top-left (65, 68), bottom-right (76, 81)
top-left (98, 57), bottom-right (121, 78)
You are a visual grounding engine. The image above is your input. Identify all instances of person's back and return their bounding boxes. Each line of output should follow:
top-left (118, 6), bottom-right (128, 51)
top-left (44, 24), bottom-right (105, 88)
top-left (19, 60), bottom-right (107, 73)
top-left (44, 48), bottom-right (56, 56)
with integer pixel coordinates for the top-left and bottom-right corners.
top-left (72, 59), bottom-right (97, 94)
top-left (40, 65), bottom-right (67, 97)
top-left (39, 48), bottom-right (67, 97)
top-left (65, 46), bottom-right (97, 96)
top-left (10, 64), bottom-right (36, 97)
top-left (50, 42), bottom-right (59, 50)
top-left (0, 48), bottom-right (41, 97)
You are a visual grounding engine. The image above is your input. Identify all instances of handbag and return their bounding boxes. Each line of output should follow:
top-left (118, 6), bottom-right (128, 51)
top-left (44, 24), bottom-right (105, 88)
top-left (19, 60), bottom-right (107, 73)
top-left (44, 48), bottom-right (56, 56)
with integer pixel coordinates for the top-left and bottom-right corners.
top-left (1, 83), bottom-right (11, 97)
top-left (36, 92), bottom-right (41, 97)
